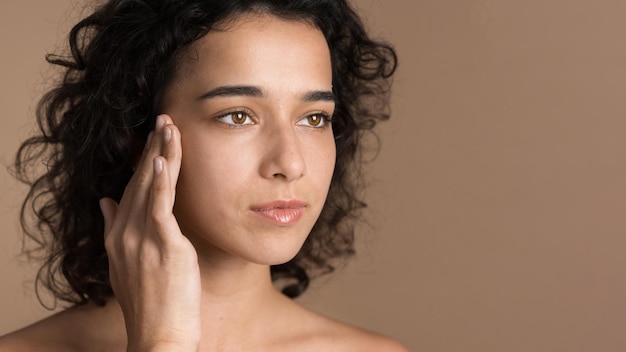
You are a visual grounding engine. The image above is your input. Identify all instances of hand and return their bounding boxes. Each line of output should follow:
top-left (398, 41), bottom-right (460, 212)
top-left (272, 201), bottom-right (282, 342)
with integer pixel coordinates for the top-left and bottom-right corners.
top-left (100, 114), bottom-right (201, 352)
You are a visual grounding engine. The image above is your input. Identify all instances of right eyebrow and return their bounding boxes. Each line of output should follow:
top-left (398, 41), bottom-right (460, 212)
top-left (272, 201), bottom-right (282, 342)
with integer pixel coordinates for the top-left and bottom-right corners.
top-left (197, 85), bottom-right (264, 100)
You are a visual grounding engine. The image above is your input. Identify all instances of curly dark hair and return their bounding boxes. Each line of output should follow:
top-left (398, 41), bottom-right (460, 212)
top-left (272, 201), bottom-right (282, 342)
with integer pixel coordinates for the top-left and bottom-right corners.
top-left (13, 0), bottom-right (397, 306)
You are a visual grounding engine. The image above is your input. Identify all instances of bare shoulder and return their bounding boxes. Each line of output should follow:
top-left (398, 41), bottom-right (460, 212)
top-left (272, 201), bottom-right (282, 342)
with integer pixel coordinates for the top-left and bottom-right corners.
top-left (276, 299), bottom-right (409, 352)
top-left (0, 312), bottom-right (72, 352)
top-left (0, 332), bottom-right (35, 352)
top-left (312, 316), bottom-right (409, 352)
top-left (0, 307), bottom-right (75, 352)
top-left (0, 301), bottom-right (125, 352)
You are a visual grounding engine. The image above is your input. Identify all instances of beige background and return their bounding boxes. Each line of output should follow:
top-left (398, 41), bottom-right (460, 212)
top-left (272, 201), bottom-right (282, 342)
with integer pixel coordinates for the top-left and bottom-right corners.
top-left (2, 1), bottom-right (626, 351)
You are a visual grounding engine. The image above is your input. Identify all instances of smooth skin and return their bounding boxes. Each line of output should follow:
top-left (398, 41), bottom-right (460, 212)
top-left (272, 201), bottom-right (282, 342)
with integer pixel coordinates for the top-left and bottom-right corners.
top-left (0, 14), bottom-right (408, 352)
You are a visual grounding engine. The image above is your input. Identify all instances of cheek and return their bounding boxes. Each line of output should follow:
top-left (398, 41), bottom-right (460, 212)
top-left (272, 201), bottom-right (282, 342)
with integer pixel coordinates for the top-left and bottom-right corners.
top-left (307, 133), bottom-right (336, 185)
top-left (177, 134), bottom-right (255, 205)
top-left (173, 133), bottom-right (258, 246)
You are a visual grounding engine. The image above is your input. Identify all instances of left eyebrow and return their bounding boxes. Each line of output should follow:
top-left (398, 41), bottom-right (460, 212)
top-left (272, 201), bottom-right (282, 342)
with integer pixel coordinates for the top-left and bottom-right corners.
top-left (196, 85), bottom-right (335, 103)
top-left (197, 85), bottom-right (263, 100)
top-left (303, 90), bottom-right (335, 103)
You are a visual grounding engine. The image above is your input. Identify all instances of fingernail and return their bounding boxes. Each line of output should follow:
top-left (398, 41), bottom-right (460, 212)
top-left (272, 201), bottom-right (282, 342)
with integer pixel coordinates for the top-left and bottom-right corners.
top-left (154, 158), bottom-right (163, 174)
top-left (156, 115), bottom-right (165, 131)
top-left (163, 126), bottom-right (172, 144)
top-left (145, 132), bottom-right (153, 149)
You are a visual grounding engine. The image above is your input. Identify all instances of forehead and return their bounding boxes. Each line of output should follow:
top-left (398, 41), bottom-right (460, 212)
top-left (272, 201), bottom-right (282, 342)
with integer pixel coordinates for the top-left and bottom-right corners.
top-left (172, 13), bottom-right (332, 88)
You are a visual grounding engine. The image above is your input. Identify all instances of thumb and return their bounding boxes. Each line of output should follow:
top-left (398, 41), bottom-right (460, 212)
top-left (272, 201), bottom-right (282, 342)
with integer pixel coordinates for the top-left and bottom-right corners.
top-left (99, 197), bottom-right (119, 240)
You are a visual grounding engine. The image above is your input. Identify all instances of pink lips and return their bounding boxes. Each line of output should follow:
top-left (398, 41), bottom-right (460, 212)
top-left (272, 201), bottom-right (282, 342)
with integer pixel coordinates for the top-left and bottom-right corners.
top-left (251, 200), bottom-right (306, 226)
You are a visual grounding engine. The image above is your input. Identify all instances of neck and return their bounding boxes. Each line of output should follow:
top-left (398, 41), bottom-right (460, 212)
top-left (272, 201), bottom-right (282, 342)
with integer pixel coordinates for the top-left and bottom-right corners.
top-left (194, 249), bottom-right (289, 349)
top-left (198, 255), bottom-right (277, 312)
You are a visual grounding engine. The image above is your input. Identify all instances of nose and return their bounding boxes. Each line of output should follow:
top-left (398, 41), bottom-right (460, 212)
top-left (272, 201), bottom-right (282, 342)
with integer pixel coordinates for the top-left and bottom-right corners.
top-left (259, 124), bottom-right (307, 182)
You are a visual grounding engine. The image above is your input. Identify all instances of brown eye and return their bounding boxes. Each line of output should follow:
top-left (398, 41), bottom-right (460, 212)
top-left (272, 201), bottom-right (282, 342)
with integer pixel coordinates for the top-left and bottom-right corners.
top-left (298, 113), bottom-right (330, 128)
top-left (216, 111), bottom-right (254, 126)
top-left (307, 114), bottom-right (323, 127)
top-left (297, 112), bottom-right (331, 128)
top-left (232, 112), bottom-right (247, 124)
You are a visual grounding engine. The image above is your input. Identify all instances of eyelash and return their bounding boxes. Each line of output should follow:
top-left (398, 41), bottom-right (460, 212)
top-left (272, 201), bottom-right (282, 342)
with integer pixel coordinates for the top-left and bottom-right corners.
top-left (215, 109), bottom-right (256, 127)
top-left (297, 112), bottom-right (333, 129)
top-left (215, 109), bottom-right (333, 129)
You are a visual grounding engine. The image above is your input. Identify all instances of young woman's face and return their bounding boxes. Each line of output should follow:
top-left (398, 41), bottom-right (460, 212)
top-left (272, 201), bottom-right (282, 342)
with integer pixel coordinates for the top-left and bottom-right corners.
top-left (162, 14), bottom-right (336, 265)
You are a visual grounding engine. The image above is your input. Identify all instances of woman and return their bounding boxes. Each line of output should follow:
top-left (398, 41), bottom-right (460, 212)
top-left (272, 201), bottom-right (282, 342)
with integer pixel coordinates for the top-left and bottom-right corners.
top-left (0, 0), bottom-right (402, 350)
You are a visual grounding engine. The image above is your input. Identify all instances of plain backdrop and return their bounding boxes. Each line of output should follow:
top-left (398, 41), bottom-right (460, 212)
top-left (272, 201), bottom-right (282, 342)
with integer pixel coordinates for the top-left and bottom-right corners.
top-left (2, 1), bottom-right (626, 351)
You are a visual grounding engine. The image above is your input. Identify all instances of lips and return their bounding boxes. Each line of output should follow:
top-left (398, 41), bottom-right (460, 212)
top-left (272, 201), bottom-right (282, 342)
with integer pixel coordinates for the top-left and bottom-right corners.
top-left (251, 200), bottom-right (307, 226)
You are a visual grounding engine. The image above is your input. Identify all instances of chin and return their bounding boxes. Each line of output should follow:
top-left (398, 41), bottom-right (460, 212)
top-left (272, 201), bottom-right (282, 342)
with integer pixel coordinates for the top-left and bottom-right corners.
top-left (240, 233), bottom-right (309, 266)
top-left (181, 221), bottom-right (310, 266)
